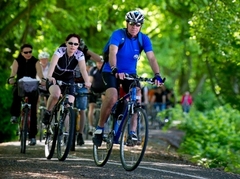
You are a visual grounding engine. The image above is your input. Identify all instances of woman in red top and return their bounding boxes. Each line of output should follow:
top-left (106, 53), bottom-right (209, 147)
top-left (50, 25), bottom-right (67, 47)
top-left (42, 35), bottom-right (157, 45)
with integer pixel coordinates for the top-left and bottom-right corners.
top-left (181, 91), bottom-right (193, 113)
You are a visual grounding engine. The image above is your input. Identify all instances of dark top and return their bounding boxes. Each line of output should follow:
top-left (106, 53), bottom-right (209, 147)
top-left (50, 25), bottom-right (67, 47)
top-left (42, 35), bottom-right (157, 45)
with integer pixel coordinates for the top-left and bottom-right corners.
top-left (16, 55), bottom-right (38, 80)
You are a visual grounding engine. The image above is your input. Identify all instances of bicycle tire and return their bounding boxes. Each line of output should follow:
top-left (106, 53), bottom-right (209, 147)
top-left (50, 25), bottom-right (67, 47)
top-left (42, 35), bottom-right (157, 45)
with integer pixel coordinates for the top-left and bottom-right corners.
top-left (45, 110), bottom-right (58, 159)
top-left (93, 109), bottom-right (100, 128)
top-left (120, 107), bottom-right (148, 171)
top-left (57, 106), bottom-right (75, 161)
top-left (20, 107), bottom-right (29, 154)
top-left (38, 107), bottom-right (45, 142)
top-left (93, 115), bottom-right (114, 167)
top-left (70, 109), bottom-right (78, 151)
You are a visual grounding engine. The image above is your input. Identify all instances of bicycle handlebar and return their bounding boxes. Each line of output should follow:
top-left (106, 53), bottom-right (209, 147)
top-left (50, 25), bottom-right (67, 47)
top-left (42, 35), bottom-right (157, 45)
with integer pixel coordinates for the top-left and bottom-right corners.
top-left (124, 73), bottom-right (155, 85)
top-left (56, 80), bottom-right (85, 88)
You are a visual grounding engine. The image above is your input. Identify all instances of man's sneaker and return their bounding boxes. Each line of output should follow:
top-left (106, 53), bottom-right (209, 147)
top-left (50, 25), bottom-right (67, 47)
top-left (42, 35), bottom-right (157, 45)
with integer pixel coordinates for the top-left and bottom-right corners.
top-left (127, 132), bottom-right (138, 146)
top-left (92, 129), bottom-right (103, 147)
top-left (28, 138), bottom-right (36, 146)
top-left (10, 116), bottom-right (18, 124)
top-left (77, 133), bottom-right (84, 146)
top-left (88, 126), bottom-right (95, 136)
top-left (42, 110), bottom-right (51, 125)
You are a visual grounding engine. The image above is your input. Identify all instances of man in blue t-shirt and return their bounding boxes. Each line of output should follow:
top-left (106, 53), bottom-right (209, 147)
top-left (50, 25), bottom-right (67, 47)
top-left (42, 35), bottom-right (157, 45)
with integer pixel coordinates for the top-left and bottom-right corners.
top-left (93, 10), bottom-right (165, 147)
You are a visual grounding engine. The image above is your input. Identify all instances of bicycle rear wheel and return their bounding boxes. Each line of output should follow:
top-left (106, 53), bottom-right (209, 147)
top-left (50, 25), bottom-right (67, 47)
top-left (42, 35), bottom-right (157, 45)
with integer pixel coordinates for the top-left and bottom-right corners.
top-left (45, 111), bottom-right (58, 159)
top-left (38, 107), bottom-right (45, 142)
top-left (20, 108), bottom-right (29, 154)
top-left (93, 116), bottom-right (114, 167)
top-left (57, 107), bottom-right (75, 161)
top-left (120, 107), bottom-right (148, 171)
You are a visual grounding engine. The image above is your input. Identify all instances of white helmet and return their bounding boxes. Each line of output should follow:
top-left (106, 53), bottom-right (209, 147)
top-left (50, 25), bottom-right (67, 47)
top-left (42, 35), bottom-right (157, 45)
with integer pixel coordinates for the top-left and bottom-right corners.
top-left (125, 10), bottom-right (144, 24)
top-left (38, 52), bottom-right (50, 59)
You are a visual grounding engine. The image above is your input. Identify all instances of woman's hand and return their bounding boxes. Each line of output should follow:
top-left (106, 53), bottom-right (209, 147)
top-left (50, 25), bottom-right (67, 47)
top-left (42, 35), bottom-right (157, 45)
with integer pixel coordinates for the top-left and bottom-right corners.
top-left (84, 82), bottom-right (91, 89)
top-left (47, 76), bottom-right (56, 85)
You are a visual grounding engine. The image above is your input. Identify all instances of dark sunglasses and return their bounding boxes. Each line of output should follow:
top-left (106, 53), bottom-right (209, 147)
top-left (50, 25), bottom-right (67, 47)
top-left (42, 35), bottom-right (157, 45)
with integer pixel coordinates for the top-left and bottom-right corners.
top-left (68, 42), bottom-right (79, 46)
top-left (128, 21), bottom-right (142, 27)
top-left (23, 51), bottom-right (32, 54)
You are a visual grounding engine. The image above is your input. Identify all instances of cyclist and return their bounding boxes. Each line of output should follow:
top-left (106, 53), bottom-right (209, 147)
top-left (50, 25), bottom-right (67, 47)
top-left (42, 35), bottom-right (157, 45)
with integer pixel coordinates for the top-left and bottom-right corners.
top-left (42, 34), bottom-right (91, 126)
top-left (92, 10), bottom-right (164, 147)
top-left (87, 60), bottom-right (106, 136)
top-left (73, 39), bottom-right (102, 146)
top-left (37, 51), bottom-right (50, 105)
top-left (8, 44), bottom-right (45, 146)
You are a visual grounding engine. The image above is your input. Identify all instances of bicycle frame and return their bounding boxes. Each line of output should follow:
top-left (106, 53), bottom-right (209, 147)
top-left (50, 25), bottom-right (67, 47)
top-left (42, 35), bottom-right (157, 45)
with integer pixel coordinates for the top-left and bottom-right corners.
top-left (19, 96), bottom-right (31, 154)
top-left (111, 92), bottom-right (132, 144)
top-left (93, 74), bottom-right (156, 171)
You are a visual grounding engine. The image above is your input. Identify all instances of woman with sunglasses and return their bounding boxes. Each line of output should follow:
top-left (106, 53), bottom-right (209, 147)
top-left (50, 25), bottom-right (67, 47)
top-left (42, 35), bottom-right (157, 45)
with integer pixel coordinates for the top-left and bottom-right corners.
top-left (42, 34), bottom-right (91, 127)
top-left (8, 44), bottom-right (45, 146)
top-left (93, 10), bottom-right (165, 147)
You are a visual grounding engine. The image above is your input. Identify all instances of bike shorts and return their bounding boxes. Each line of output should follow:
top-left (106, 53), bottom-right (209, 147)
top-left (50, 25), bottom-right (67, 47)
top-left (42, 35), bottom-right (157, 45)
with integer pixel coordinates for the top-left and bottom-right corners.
top-left (75, 87), bottom-right (88, 110)
top-left (89, 93), bottom-right (102, 103)
top-left (101, 72), bottom-right (141, 94)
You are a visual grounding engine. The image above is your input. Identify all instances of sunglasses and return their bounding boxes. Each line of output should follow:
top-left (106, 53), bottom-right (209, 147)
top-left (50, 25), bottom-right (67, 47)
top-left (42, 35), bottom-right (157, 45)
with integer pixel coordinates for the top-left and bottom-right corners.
top-left (23, 51), bottom-right (32, 54)
top-left (128, 21), bottom-right (142, 27)
top-left (68, 42), bottom-right (79, 46)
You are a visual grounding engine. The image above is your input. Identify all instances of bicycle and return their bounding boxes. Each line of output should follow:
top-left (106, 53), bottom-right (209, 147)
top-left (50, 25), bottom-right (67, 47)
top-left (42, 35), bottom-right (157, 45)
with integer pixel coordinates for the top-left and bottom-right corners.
top-left (44, 80), bottom-right (83, 161)
top-left (17, 77), bottom-right (39, 153)
top-left (37, 88), bottom-right (49, 142)
top-left (93, 74), bottom-right (156, 171)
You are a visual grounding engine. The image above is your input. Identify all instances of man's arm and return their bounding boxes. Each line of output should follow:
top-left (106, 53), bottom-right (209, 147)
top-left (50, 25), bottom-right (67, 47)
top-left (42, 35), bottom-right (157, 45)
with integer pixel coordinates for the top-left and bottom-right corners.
top-left (145, 51), bottom-right (160, 75)
top-left (87, 50), bottom-right (102, 62)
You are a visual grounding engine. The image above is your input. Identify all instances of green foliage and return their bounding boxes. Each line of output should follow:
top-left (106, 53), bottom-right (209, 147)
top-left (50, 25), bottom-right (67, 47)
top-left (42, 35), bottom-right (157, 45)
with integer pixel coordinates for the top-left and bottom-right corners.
top-left (175, 105), bottom-right (240, 173)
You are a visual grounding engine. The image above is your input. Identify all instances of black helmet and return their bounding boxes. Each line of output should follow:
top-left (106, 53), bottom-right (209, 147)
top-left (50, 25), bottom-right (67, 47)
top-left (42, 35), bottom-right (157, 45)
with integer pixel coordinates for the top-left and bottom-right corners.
top-left (125, 10), bottom-right (144, 24)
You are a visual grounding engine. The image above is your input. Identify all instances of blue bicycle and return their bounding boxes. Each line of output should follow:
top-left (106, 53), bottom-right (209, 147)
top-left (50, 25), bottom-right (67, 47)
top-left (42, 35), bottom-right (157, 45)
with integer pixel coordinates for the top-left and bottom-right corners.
top-left (93, 74), bottom-right (155, 171)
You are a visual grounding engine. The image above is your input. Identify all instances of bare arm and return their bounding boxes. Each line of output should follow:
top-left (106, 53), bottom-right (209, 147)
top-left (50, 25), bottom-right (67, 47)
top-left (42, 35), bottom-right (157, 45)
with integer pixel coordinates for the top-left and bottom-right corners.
top-left (47, 54), bottom-right (58, 78)
top-left (145, 51), bottom-right (160, 75)
top-left (36, 61), bottom-right (44, 81)
top-left (87, 50), bottom-right (102, 62)
top-left (10, 60), bottom-right (18, 77)
top-left (108, 45), bottom-right (118, 68)
top-left (8, 60), bottom-right (18, 84)
top-left (78, 60), bottom-right (91, 88)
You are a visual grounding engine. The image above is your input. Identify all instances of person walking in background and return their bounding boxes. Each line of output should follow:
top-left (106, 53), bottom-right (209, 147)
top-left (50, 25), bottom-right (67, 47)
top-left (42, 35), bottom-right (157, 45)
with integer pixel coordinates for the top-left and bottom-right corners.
top-left (73, 39), bottom-right (102, 146)
top-left (37, 51), bottom-right (50, 105)
top-left (181, 91), bottom-right (193, 113)
top-left (8, 44), bottom-right (45, 145)
top-left (92, 10), bottom-right (165, 147)
top-left (87, 60), bottom-right (106, 136)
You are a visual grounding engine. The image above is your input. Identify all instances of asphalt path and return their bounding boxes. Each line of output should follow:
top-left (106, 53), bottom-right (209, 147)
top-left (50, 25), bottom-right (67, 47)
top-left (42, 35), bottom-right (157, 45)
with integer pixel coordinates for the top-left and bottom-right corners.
top-left (0, 138), bottom-right (239, 179)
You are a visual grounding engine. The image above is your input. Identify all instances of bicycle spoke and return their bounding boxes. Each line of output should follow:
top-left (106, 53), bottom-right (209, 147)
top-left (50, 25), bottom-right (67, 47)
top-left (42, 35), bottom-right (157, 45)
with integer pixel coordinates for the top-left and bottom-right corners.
top-left (93, 116), bottom-right (114, 166)
top-left (120, 108), bottom-right (148, 171)
top-left (57, 107), bottom-right (75, 161)
top-left (45, 112), bottom-right (58, 159)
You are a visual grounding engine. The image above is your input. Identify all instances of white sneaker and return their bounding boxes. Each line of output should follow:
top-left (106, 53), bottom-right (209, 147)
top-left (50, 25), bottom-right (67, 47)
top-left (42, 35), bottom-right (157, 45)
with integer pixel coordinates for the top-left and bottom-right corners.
top-left (88, 126), bottom-right (95, 136)
top-left (10, 116), bottom-right (18, 124)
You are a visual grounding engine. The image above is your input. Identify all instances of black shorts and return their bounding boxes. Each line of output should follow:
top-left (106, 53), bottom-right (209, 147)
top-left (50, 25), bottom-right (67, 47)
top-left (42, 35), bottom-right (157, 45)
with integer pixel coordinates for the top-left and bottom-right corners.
top-left (46, 79), bottom-right (75, 96)
top-left (101, 72), bottom-right (141, 94)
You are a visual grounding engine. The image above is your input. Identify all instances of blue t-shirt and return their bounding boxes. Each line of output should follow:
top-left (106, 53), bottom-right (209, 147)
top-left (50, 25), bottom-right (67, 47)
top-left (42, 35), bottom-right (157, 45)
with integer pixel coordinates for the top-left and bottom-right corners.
top-left (102, 29), bottom-right (153, 74)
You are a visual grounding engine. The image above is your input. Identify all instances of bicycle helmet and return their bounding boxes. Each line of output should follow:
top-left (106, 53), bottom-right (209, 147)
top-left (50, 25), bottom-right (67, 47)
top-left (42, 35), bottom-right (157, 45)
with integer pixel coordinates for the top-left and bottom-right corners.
top-left (38, 52), bottom-right (50, 59)
top-left (125, 10), bottom-right (144, 24)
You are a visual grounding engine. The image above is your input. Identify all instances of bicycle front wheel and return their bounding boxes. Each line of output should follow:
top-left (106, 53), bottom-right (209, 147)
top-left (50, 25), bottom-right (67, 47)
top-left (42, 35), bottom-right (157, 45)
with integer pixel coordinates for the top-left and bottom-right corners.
top-left (38, 107), bottom-right (45, 142)
top-left (57, 107), bottom-right (75, 161)
top-left (93, 115), bottom-right (114, 167)
top-left (20, 108), bottom-right (29, 154)
top-left (45, 111), bottom-right (58, 159)
top-left (120, 107), bottom-right (148, 171)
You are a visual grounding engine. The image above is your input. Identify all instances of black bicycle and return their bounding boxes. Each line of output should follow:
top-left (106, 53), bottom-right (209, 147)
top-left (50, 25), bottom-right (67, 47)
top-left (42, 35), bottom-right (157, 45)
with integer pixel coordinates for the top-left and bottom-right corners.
top-left (17, 78), bottom-right (39, 153)
top-left (93, 74), bottom-right (156, 171)
top-left (44, 80), bottom-right (83, 161)
top-left (37, 88), bottom-right (49, 142)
